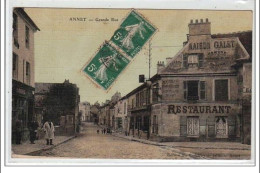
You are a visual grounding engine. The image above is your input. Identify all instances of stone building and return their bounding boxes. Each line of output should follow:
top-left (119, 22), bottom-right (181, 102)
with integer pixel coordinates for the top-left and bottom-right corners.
top-left (12, 8), bottom-right (40, 143)
top-left (79, 102), bottom-right (90, 122)
top-left (90, 103), bottom-right (100, 124)
top-left (124, 19), bottom-right (252, 143)
top-left (150, 19), bottom-right (252, 142)
top-left (114, 96), bottom-right (128, 132)
top-left (126, 84), bottom-right (151, 139)
top-left (34, 80), bottom-right (80, 135)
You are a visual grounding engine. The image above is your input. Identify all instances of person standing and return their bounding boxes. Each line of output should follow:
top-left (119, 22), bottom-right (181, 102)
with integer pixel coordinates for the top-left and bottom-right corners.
top-left (43, 119), bottom-right (55, 145)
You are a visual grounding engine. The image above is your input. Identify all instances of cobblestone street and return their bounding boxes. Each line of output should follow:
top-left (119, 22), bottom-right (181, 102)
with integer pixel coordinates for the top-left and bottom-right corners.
top-left (30, 122), bottom-right (250, 159)
top-left (31, 123), bottom-right (203, 159)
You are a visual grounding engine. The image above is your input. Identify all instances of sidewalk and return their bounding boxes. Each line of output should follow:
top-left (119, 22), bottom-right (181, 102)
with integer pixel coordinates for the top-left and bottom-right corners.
top-left (112, 132), bottom-right (251, 159)
top-left (12, 136), bottom-right (75, 156)
top-left (112, 132), bottom-right (250, 150)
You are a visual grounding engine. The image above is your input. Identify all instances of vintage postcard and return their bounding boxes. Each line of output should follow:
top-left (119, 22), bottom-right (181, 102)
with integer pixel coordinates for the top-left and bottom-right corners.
top-left (7, 4), bottom-right (255, 166)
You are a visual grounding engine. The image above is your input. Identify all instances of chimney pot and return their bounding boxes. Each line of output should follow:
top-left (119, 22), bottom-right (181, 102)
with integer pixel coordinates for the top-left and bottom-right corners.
top-left (206, 18), bottom-right (209, 23)
top-left (195, 19), bottom-right (198, 23)
top-left (200, 19), bottom-right (203, 23)
top-left (190, 19), bottom-right (193, 24)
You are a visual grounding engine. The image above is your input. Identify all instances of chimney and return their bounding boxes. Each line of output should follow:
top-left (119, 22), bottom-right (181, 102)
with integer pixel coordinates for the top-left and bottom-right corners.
top-left (166, 57), bottom-right (172, 65)
top-left (189, 18), bottom-right (211, 36)
top-left (157, 61), bottom-right (165, 73)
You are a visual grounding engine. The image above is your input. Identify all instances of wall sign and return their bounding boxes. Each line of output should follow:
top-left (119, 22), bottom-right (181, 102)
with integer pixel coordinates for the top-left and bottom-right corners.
top-left (168, 105), bottom-right (232, 114)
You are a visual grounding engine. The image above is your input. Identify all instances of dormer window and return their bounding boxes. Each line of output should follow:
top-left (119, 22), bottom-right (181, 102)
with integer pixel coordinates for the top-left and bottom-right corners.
top-left (183, 54), bottom-right (203, 68)
top-left (188, 55), bottom-right (198, 64)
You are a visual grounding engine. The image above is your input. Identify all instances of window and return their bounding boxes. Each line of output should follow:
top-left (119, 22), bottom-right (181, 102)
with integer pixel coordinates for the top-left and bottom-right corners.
top-left (184, 81), bottom-right (206, 101)
top-left (26, 62), bottom-right (30, 85)
top-left (152, 84), bottom-right (159, 103)
top-left (136, 93), bottom-right (140, 107)
top-left (25, 26), bottom-right (30, 48)
top-left (188, 55), bottom-right (198, 64)
top-left (124, 102), bottom-right (126, 114)
top-left (215, 79), bottom-right (228, 101)
top-left (187, 116), bottom-right (199, 136)
top-left (183, 54), bottom-right (203, 68)
top-left (13, 53), bottom-right (18, 79)
top-left (13, 13), bottom-right (19, 48)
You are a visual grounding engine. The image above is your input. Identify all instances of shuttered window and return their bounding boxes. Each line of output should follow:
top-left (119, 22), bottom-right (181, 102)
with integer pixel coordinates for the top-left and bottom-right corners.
top-left (215, 79), bottom-right (229, 101)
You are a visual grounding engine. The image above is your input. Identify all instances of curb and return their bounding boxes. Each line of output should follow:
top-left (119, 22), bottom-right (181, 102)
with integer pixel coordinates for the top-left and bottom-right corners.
top-left (111, 133), bottom-right (208, 159)
top-left (25, 136), bottom-right (76, 156)
top-left (112, 133), bottom-right (250, 151)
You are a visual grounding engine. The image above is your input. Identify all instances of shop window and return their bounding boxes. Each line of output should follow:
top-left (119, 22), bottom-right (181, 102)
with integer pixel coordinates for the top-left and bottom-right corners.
top-left (187, 116), bottom-right (199, 136)
top-left (215, 116), bottom-right (228, 138)
top-left (26, 62), bottom-right (30, 85)
top-left (13, 13), bottom-right (19, 48)
top-left (215, 79), bottom-right (229, 101)
top-left (25, 26), bottom-right (30, 48)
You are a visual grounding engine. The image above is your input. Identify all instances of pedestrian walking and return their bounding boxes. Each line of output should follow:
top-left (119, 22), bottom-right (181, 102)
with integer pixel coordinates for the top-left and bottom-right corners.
top-left (104, 128), bottom-right (106, 134)
top-left (43, 119), bottom-right (55, 145)
top-left (97, 129), bottom-right (99, 134)
top-left (29, 120), bottom-right (38, 144)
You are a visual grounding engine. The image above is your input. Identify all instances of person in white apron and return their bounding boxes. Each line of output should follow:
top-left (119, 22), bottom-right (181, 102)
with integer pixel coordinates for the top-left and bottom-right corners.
top-left (43, 120), bottom-right (55, 145)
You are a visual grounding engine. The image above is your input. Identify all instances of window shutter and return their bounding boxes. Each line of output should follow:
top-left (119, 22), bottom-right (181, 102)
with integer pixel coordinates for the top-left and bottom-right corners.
top-left (200, 81), bottom-right (206, 100)
top-left (183, 81), bottom-right (187, 100)
top-left (183, 54), bottom-right (188, 68)
top-left (198, 54), bottom-right (203, 68)
top-left (180, 116), bottom-right (187, 136)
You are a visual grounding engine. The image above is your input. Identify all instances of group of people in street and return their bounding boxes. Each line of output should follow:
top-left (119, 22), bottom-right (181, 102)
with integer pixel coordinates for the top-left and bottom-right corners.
top-left (97, 128), bottom-right (112, 134)
top-left (14, 119), bottom-right (55, 146)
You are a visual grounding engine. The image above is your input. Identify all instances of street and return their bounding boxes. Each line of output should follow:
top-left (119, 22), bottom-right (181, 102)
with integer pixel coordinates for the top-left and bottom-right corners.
top-left (31, 122), bottom-right (250, 159)
top-left (31, 122), bottom-right (203, 159)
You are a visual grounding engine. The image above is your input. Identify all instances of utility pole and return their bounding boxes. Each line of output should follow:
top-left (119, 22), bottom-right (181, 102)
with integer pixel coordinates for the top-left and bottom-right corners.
top-left (148, 40), bottom-right (151, 80)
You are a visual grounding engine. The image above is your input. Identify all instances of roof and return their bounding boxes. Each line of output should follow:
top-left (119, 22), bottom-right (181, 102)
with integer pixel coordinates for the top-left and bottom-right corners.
top-left (212, 31), bottom-right (252, 58)
top-left (14, 8), bottom-right (40, 31)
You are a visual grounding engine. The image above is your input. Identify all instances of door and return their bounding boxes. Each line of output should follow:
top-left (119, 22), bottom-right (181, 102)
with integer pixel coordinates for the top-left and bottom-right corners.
top-left (215, 116), bottom-right (228, 138)
top-left (187, 116), bottom-right (199, 136)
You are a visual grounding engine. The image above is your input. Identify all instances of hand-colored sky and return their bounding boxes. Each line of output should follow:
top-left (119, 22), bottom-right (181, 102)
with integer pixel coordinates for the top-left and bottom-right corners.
top-left (25, 8), bottom-right (252, 104)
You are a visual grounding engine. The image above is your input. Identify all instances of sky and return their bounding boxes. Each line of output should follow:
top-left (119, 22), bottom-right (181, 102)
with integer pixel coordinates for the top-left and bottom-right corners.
top-left (25, 8), bottom-right (252, 104)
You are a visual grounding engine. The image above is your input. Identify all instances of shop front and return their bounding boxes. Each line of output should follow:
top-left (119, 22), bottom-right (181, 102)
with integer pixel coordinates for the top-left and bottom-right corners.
top-left (129, 108), bottom-right (151, 139)
top-left (151, 103), bottom-right (240, 142)
top-left (12, 79), bottom-right (35, 144)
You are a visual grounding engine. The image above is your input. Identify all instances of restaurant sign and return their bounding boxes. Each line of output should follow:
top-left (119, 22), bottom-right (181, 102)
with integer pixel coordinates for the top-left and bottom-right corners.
top-left (168, 104), bottom-right (234, 115)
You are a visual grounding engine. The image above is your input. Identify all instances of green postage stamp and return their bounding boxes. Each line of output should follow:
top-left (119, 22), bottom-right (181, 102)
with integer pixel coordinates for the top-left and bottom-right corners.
top-left (111, 10), bottom-right (157, 58)
top-left (82, 43), bottom-right (130, 90)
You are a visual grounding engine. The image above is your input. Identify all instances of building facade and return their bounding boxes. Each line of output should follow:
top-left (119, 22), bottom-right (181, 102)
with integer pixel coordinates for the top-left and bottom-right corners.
top-left (149, 19), bottom-right (252, 142)
top-left (12, 8), bottom-right (40, 143)
top-left (114, 97), bottom-right (128, 132)
top-left (79, 102), bottom-right (91, 122)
